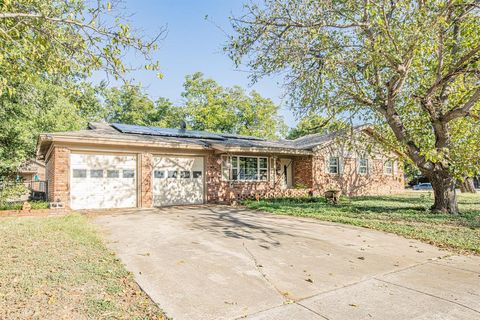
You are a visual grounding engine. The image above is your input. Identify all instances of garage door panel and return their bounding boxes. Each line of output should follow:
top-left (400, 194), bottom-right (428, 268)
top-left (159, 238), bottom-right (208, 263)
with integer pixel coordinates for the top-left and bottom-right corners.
top-left (71, 154), bottom-right (136, 167)
top-left (153, 156), bottom-right (204, 206)
top-left (70, 154), bottom-right (137, 210)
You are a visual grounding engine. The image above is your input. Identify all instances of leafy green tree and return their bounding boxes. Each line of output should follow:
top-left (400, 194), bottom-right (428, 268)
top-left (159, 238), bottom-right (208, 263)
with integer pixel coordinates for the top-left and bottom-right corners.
top-left (150, 97), bottom-right (185, 128)
top-left (287, 115), bottom-right (348, 139)
top-left (103, 84), bottom-right (158, 126)
top-left (101, 84), bottom-right (183, 127)
top-left (0, 0), bottom-right (163, 96)
top-left (182, 72), bottom-right (287, 138)
top-left (227, 0), bottom-right (480, 214)
top-left (0, 79), bottom-right (85, 175)
top-left (70, 82), bottom-right (109, 122)
top-left (0, 0), bottom-right (163, 176)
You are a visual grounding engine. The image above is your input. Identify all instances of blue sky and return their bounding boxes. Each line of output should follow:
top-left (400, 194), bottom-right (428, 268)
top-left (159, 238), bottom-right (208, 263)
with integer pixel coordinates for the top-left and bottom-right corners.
top-left (94, 0), bottom-right (297, 128)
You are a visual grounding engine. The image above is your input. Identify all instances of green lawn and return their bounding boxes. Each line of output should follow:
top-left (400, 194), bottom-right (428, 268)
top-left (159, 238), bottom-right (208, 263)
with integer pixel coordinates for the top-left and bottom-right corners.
top-left (0, 214), bottom-right (167, 319)
top-left (244, 192), bottom-right (480, 254)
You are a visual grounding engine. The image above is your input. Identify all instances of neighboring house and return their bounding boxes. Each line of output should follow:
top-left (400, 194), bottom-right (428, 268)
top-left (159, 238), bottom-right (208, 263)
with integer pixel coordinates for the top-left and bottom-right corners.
top-left (36, 122), bottom-right (404, 210)
top-left (17, 159), bottom-right (46, 182)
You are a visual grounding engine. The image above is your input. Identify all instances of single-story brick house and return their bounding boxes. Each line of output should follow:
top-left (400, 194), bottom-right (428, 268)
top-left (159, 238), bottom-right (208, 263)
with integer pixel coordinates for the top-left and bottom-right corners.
top-left (36, 122), bottom-right (404, 210)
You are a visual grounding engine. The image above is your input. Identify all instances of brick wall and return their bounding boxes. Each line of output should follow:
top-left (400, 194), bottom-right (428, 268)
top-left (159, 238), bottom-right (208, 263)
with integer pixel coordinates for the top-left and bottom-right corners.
top-left (206, 154), bottom-right (312, 203)
top-left (37, 165), bottom-right (46, 181)
top-left (44, 147), bottom-right (404, 208)
top-left (293, 156), bottom-right (313, 188)
top-left (311, 154), bottom-right (404, 197)
top-left (140, 153), bottom-right (153, 207)
top-left (46, 147), bottom-right (70, 205)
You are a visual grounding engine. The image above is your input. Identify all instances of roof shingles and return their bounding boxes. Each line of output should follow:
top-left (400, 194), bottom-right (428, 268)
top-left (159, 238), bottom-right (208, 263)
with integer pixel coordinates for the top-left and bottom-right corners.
top-left (38, 122), bottom-right (357, 157)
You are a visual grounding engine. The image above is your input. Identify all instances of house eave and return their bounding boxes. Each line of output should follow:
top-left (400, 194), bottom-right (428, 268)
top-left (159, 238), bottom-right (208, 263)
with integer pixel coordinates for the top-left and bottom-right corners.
top-left (36, 134), bottom-right (313, 158)
top-left (211, 144), bottom-right (312, 156)
top-left (37, 134), bottom-right (210, 158)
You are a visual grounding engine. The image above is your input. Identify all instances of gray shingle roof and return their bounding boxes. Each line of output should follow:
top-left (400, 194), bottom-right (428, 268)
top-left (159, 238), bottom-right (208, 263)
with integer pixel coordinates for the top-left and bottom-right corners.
top-left (38, 122), bottom-right (364, 156)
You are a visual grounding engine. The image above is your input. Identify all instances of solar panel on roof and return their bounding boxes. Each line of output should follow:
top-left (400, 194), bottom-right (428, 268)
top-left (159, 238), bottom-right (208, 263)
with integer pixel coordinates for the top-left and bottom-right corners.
top-left (111, 123), bottom-right (226, 140)
top-left (115, 124), bottom-right (159, 135)
top-left (219, 132), bottom-right (265, 141)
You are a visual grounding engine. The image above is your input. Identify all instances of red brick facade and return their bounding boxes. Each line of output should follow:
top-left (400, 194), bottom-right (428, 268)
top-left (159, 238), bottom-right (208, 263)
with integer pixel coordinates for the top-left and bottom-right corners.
top-left (45, 148), bottom-right (403, 208)
top-left (206, 154), bottom-right (313, 203)
top-left (292, 156), bottom-right (313, 188)
top-left (140, 153), bottom-right (153, 208)
top-left (46, 147), bottom-right (70, 204)
top-left (311, 154), bottom-right (404, 197)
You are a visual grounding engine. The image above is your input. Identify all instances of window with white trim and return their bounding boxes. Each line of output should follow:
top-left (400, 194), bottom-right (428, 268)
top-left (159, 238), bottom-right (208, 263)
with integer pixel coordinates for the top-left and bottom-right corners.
top-left (384, 160), bottom-right (394, 175)
top-left (222, 156), bottom-right (268, 181)
top-left (328, 157), bottom-right (339, 174)
top-left (358, 157), bottom-right (368, 175)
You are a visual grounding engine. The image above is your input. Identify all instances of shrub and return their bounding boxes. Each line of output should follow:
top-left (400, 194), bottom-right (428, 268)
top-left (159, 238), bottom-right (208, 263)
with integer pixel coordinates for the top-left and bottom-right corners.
top-left (0, 183), bottom-right (28, 204)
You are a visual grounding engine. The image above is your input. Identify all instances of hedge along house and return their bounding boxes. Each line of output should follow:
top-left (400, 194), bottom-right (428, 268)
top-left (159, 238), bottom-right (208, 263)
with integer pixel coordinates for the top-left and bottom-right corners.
top-left (36, 122), bottom-right (404, 210)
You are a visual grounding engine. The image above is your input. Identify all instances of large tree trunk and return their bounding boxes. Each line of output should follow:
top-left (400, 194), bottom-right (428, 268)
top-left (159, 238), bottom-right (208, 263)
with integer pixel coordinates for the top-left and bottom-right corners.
top-left (459, 177), bottom-right (477, 193)
top-left (430, 172), bottom-right (459, 214)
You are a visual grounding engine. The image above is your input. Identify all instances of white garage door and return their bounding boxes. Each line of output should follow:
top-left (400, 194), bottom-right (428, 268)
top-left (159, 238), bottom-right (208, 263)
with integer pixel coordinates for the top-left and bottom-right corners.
top-left (152, 156), bottom-right (204, 206)
top-left (70, 154), bottom-right (137, 209)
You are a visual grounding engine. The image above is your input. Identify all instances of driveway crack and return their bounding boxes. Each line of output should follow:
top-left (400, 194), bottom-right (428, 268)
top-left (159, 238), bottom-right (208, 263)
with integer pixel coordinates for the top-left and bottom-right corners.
top-left (242, 242), bottom-right (291, 303)
top-left (296, 302), bottom-right (331, 319)
top-left (374, 278), bottom-right (480, 314)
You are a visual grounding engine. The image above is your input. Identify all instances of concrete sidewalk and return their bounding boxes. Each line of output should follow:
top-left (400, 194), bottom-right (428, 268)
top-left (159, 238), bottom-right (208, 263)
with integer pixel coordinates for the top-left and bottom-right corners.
top-left (93, 206), bottom-right (480, 320)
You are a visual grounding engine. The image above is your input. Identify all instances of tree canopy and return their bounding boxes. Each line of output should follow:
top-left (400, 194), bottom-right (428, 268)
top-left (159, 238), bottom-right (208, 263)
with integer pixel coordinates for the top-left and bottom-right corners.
top-left (0, 73), bottom-right (287, 176)
top-left (227, 0), bottom-right (480, 214)
top-left (286, 114), bottom-right (347, 139)
top-left (0, 0), bottom-right (164, 96)
top-left (0, 1), bottom-right (287, 177)
top-left (0, 78), bottom-right (85, 175)
top-left (182, 72), bottom-right (287, 139)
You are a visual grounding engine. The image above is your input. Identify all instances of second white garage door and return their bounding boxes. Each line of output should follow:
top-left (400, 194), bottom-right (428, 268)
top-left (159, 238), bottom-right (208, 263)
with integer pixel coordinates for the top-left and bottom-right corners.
top-left (152, 156), bottom-right (204, 206)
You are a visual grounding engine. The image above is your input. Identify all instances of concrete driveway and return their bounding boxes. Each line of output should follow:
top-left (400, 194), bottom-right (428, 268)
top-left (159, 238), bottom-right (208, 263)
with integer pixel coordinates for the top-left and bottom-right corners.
top-left (93, 206), bottom-right (480, 320)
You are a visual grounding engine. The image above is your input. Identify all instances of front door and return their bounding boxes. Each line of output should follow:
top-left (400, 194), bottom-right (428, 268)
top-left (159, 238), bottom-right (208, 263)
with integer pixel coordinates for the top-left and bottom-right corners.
top-left (279, 158), bottom-right (293, 189)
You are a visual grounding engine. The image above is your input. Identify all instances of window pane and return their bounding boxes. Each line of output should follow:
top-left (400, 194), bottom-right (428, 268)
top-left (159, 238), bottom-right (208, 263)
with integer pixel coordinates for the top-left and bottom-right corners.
top-left (329, 157), bottom-right (339, 174)
top-left (123, 169), bottom-right (135, 178)
top-left (232, 169), bottom-right (238, 180)
top-left (384, 161), bottom-right (393, 174)
top-left (239, 157), bottom-right (258, 180)
top-left (107, 170), bottom-right (119, 178)
top-left (154, 170), bottom-right (165, 178)
top-left (168, 171), bottom-right (178, 178)
top-left (90, 169), bottom-right (103, 178)
top-left (73, 169), bottom-right (86, 178)
top-left (248, 158), bottom-right (259, 180)
top-left (359, 158), bottom-right (368, 174)
top-left (193, 171), bottom-right (202, 178)
top-left (329, 157), bottom-right (338, 166)
top-left (232, 156), bottom-right (238, 167)
top-left (180, 171), bottom-right (191, 178)
top-left (221, 156), bottom-right (230, 181)
top-left (239, 157), bottom-right (246, 180)
top-left (259, 169), bottom-right (268, 181)
top-left (259, 158), bottom-right (268, 169)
